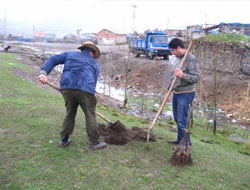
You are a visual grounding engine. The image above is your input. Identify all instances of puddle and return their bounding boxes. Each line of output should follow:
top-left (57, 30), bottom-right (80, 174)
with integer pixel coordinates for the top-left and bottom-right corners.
top-left (20, 45), bottom-right (42, 52)
top-left (96, 82), bottom-right (125, 101)
top-left (20, 44), bottom-right (62, 57)
top-left (54, 65), bottom-right (126, 101)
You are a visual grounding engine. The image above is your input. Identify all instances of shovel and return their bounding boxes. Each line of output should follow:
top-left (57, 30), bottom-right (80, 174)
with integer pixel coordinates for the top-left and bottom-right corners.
top-left (146, 40), bottom-right (195, 149)
top-left (45, 81), bottom-right (125, 130)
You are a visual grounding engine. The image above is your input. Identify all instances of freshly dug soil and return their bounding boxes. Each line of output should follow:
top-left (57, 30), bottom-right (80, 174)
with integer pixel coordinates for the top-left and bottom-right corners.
top-left (98, 123), bottom-right (156, 145)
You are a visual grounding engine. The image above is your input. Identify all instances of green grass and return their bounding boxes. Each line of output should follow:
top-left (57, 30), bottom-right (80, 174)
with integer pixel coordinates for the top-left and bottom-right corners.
top-left (0, 53), bottom-right (250, 190)
top-left (127, 95), bottom-right (172, 114)
top-left (200, 33), bottom-right (250, 45)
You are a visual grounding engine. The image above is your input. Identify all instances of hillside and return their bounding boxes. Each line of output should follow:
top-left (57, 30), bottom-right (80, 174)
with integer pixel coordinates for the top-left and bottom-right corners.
top-left (0, 52), bottom-right (250, 189)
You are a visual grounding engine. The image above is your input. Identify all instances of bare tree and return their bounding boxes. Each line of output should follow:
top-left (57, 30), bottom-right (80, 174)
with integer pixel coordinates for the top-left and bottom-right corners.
top-left (212, 43), bottom-right (219, 134)
top-left (246, 82), bottom-right (250, 148)
top-left (194, 41), bottom-right (241, 134)
top-left (120, 45), bottom-right (136, 108)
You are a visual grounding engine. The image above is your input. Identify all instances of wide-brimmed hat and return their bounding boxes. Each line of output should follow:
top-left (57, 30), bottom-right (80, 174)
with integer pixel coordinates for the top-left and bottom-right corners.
top-left (78, 41), bottom-right (101, 59)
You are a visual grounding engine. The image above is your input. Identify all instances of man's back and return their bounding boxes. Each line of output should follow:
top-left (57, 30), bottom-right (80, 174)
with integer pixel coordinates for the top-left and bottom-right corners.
top-left (60, 51), bottom-right (100, 94)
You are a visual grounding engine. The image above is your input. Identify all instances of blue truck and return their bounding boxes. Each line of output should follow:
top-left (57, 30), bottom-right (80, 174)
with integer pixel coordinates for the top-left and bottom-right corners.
top-left (129, 32), bottom-right (173, 60)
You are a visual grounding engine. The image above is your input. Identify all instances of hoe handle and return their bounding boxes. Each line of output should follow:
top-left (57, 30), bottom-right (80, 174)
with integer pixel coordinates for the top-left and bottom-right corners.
top-left (146, 40), bottom-right (194, 146)
top-left (95, 111), bottom-right (112, 123)
top-left (46, 81), bottom-right (60, 91)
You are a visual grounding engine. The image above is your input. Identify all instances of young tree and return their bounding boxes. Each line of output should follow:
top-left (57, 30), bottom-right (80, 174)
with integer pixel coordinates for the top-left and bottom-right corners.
top-left (246, 82), bottom-right (250, 148)
top-left (120, 45), bottom-right (136, 108)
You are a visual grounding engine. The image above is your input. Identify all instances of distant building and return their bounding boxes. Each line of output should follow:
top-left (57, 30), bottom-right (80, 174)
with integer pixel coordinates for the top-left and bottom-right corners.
top-left (34, 31), bottom-right (45, 42)
top-left (164, 29), bottom-right (186, 37)
top-left (34, 31), bottom-right (56, 42)
top-left (44, 33), bottom-right (56, 42)
top-left (80, 33), bottom-right (97, 44)
top-left (63, 34), bottom-right (78, 43)
top-left (204, 22), bottom-right (250, 36)
top-left (97, 29), bottom-right (127, 45)
top-left (0, 34), bottom-right (5, 40)
top-left (187, 22), bottom-right (250, 40)
top-left (12, 35), bottom-right (24, 41)
top-left (186, 25), bottom-right (205, 40)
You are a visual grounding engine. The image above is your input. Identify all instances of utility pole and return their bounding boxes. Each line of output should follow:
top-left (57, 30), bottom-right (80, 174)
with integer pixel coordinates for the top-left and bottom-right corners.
top-left (205, 13), bottom-right (207, 27)
top-left (33, 26), bottom-right (35, 39)
top-left (4, 11), bottom-right (7, 36)
top-left (166, 18), bottom-right (169, 30)
top-left (166, 18), bottom-right (170, 34)
top-left (131, 4), bottom-right (138, 34)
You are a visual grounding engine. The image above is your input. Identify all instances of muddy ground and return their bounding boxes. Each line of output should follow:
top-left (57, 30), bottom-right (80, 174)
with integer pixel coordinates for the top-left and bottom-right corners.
top-left (97, 45), bottom-right (250, 125)
top-left (3, 42), bottom-right (250, 125)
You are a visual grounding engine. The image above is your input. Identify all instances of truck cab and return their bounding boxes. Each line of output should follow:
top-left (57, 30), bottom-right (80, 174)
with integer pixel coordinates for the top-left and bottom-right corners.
top-left (129, 32), bottom-right (173, 60)
top-left (145, 32), bottom-right (173, 59)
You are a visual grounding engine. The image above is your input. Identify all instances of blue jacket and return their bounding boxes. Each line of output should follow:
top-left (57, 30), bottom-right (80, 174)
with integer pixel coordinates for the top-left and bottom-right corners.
top-left (41, 50), bottom-right (99, 95)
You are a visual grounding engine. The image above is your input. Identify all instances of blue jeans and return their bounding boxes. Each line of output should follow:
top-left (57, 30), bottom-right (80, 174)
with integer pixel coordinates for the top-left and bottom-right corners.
top-left (172, 92), bottom-right (195, 144)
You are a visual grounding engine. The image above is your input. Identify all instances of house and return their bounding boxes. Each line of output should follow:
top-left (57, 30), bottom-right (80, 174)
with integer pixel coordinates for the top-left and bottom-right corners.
top-left (80, 33), bottom-right (97, 44)
top-left (186, 25), bottom-right (205, 40)
top-left (164, 29), bottom-right (186, 37)
top-left (34, 31), bottom-right (45, 42)
top-left (63, 34), bottom-right (78, 43)
top-left (0, 34), bottom-right (5, 40)
top-left (204, 22), bottom-right (250, 36)
top-left (97, 29), bottom-right (127, 45)
top-left (44, 33), bottom-right (56, 42)
top-left (34, 31), bottom-right (56, 42)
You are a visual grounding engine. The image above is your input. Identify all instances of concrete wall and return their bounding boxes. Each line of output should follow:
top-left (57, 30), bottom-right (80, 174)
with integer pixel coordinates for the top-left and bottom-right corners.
top-left (192, 40), bottom-right (250, 76)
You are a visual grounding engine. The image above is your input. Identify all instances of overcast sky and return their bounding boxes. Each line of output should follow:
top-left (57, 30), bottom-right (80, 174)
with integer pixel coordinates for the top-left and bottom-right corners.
top-left (0, 0), bottom-right (249, 36)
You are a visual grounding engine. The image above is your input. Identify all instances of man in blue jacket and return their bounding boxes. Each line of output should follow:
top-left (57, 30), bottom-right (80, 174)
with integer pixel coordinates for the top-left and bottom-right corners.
top-left (38, 41), bottom-right (107, 150)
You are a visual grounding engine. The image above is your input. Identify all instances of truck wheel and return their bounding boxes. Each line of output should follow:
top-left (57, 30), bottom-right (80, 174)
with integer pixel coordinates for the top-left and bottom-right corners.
top-left (163, 55), bottom-right (169, 60)
top-left (147, 51), bottom-right (154, 60)
top-left (136, 52), bottom-right (141, 57)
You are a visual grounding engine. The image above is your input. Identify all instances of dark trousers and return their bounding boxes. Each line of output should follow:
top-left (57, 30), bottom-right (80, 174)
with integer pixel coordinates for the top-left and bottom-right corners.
top-left (172, 92), bottom-right (195, 143)
top-left (60, 89), bottom-right (99, 144)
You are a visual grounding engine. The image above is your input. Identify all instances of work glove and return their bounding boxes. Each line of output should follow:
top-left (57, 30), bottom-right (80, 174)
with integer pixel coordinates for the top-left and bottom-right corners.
top-left (38, 74), bottom-right (48, 84)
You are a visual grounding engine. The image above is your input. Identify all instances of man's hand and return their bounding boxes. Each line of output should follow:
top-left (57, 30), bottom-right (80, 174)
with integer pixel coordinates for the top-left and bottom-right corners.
top-left (38, 74), bottom-right (48, 84)
top-left (166, 96), bottom-right (170, 102)
top-left (175, 68), bottom-right (184, 78)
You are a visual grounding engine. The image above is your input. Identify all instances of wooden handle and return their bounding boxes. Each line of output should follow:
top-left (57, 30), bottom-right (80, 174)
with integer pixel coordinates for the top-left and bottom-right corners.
top-left (95, 111), bottom-right (112, 123)
top-left (146, 40), bottom-right (194, 145)
top-left (46, 81), bottom-right (60, 91)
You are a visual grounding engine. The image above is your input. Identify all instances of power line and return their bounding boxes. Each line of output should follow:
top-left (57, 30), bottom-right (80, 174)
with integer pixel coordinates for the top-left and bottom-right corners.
top-left (3, 11), bottom-right (6, 35)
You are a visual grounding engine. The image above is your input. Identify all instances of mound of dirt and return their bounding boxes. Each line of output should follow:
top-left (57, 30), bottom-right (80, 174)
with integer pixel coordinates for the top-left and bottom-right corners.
top-left (98, 123), bottom-right (156, 145)
top-left (126, 60), bottom-right (173, 93)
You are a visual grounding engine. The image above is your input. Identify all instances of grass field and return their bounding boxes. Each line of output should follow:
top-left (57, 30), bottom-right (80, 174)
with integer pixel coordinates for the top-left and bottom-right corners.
top-left (203, 33), bottom-right (250, 44)
top-left (0, 53), bottom-right (249, 190)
